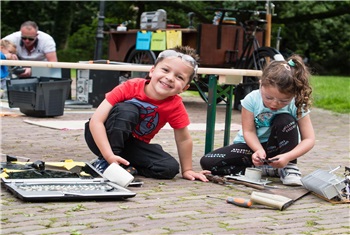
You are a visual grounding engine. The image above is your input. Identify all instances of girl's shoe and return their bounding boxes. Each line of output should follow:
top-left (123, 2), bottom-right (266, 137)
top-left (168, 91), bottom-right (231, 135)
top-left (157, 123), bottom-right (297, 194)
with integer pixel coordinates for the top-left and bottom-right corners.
top-left (278, 163), bottom-right (302, 186)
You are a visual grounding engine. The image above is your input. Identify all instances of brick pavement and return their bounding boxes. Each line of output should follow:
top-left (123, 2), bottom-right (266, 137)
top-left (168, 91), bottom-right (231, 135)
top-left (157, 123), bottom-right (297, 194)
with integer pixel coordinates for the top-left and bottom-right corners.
top-left (1, 96), bottom-right (349, 235)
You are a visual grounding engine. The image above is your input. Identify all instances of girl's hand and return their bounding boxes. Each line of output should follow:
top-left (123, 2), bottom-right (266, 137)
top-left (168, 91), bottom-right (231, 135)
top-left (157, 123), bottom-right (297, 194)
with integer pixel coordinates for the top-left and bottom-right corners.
top-left (252, 149), bottom-right (266, 166)
top-left (182, 170), bottom-right (211, 182)
top-left (269, 155), bottom-right (289, 168)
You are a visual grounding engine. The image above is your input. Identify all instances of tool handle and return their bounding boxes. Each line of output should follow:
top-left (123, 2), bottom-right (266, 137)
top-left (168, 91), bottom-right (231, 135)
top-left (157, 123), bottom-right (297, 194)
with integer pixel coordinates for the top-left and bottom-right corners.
top-left (227, 197), bottom-right (252, 208)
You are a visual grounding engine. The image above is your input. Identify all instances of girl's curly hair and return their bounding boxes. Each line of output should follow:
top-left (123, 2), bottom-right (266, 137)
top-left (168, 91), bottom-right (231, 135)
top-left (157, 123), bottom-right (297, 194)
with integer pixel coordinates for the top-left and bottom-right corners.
top-left (260, 54), bottom-right (312, 117)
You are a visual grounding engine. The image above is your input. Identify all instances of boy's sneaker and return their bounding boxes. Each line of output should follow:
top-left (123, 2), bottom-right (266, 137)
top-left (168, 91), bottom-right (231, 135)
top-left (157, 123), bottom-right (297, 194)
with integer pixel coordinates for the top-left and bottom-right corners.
top-left (123, 166), bottom-right (138, 176)
top-left (90, 158), bottom-right (138, 176)
top-left (278, 163), bottom-right (302, 186)
top-left (90, 158), bottom-right (109, 173)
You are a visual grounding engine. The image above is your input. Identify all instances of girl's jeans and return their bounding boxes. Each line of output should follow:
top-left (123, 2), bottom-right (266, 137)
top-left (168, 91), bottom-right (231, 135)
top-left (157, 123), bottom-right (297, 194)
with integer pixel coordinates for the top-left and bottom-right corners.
top-left (200, 113), bottom-right (299, 175)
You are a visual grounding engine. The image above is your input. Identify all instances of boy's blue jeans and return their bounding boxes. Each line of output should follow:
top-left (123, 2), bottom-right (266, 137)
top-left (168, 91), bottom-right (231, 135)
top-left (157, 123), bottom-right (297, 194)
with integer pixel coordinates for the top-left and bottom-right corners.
top-left (84, 102), bottom-right (179, 179)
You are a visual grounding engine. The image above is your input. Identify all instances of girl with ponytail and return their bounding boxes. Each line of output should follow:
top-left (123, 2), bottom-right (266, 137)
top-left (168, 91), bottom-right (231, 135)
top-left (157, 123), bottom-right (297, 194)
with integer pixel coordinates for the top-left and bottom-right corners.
top-left (200, 55), bottom-right (315, 186)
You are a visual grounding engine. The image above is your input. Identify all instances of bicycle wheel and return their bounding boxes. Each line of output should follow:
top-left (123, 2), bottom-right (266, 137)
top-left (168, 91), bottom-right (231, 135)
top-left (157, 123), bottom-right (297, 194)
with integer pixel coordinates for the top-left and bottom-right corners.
top-left (248, 47), bottom-right (284, 70)
top-left (233, 47), bottom-right (283, 110)
top-left (127, 49), bottom-right (157, 64)
top-left (126, 49), bottom-right (157, 78)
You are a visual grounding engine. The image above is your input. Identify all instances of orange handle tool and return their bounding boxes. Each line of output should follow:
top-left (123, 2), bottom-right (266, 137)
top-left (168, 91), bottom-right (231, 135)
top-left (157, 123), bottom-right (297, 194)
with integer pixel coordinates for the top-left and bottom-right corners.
top-left (226, 197), bottom-right (252, 208)
top-left (207, 195), bottom-right (252, 208)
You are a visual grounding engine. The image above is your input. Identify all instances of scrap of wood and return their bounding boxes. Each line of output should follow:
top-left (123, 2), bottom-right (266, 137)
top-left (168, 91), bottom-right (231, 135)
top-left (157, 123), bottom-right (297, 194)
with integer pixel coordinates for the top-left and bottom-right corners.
top-left (312, 192), bottom-right (350, 204)
top-left (0, 112), bottom-right (21, 117)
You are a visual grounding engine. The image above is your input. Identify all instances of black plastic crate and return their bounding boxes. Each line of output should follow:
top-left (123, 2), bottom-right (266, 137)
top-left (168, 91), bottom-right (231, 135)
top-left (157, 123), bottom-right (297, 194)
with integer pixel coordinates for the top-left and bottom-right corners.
top-left (6, 77), bottom-right (72, 117)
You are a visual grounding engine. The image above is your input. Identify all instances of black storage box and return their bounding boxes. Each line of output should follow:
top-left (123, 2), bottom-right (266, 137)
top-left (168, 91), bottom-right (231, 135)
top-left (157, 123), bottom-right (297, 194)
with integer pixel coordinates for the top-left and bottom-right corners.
top-left (6, 77), bottom-right (72, 117)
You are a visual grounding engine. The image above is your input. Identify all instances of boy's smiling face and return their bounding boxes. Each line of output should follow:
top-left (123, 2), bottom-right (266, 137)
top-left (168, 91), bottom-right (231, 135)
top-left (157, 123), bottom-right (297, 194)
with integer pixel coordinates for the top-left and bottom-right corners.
top-left (145, 57), bottom-right (193, 100)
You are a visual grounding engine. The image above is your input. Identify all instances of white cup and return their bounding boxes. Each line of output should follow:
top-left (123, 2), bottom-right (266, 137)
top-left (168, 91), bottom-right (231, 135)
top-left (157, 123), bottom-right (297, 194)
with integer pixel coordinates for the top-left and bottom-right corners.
top-left (102, 163), bottom-right (134, 188)
top-left (244, 168), bottom-right (262, 181)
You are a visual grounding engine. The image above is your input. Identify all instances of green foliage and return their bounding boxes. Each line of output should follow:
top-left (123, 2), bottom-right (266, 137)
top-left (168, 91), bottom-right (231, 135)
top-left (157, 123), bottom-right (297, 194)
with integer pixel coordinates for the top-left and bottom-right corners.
top-left (58, 21), bottom-right (96, 62)
top-left (58, 18), bottom-right (109, 62)
top-left (310, 76), bottom-right (350, 113)
top-left (272, 1), bottom-right (350, 75)
top-left (0, 1), bottom-right (58, 35)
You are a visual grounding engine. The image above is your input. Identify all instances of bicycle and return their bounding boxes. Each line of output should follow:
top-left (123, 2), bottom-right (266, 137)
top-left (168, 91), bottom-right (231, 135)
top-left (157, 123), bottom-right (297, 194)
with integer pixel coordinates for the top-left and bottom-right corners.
top-left (119, 7), bottom-right (283, 110)
top-left (192, 8), bottom-right (283, 110)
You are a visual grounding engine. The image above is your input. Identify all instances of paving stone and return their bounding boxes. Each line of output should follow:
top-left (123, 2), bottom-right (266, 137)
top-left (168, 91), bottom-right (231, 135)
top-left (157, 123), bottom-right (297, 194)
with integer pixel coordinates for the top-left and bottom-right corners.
top-left (1, 96), bottom-right (349, 235)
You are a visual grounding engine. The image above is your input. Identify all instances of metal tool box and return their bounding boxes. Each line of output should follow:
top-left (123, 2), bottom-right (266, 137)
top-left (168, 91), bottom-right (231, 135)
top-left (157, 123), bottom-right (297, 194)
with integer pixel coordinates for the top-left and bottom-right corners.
top-left (1, 161), bottom-right (136, 202)
top-left (301, 168), bottom-right (345, 200)
top-left (140, 9), bottom-right (167, 29)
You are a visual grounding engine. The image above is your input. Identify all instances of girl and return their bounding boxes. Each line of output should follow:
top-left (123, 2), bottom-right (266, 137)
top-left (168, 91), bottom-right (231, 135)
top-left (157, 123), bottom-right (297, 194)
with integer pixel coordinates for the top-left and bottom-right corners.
top-left (200, 54), bottom-right (315, 186)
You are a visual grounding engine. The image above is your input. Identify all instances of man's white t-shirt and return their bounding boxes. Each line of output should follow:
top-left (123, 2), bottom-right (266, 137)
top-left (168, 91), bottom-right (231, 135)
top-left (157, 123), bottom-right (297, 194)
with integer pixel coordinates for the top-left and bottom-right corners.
top-left (3, 31), bottom-right (56, 61)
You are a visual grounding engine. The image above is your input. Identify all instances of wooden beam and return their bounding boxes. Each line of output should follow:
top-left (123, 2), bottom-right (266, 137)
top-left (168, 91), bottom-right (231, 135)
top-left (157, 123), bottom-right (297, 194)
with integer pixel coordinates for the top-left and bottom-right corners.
top-left (0, 60), bottom-right (262, 77)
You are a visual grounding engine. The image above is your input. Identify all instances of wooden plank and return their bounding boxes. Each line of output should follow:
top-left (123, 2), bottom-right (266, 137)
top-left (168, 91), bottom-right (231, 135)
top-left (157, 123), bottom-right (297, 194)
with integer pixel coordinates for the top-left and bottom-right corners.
top-left (0, 60), bottom-right (263, 77)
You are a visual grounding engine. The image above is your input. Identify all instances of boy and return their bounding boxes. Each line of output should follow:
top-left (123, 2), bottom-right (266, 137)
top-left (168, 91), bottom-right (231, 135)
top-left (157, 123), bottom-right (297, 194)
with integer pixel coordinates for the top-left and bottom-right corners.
top-left (1, 39), bottom-right (18, 98)
top-left (85, 46), bottom-right (210, 181)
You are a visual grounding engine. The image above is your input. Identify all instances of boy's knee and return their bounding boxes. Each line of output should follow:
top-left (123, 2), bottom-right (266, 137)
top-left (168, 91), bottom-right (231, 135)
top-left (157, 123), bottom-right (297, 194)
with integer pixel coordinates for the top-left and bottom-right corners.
top-left (106, 102), bottom-right (140, 131)
top-left (145, 159), bottom-right (180, 179)
top-left (160, 167), bottom-right (179, 179)
top-left (110, 102), bottom-right (139, 121)
top-left (156, 161), bottom-right (180, 179)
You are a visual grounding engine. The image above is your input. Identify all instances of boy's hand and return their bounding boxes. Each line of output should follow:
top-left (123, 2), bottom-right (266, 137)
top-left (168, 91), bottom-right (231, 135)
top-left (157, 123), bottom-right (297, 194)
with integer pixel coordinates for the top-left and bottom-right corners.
top-left (105, 154), bottom-right (130, 167)
top-left (182, 170), bottom-right (211, 182)
top-left (5, 53), bottom-right (18, 60)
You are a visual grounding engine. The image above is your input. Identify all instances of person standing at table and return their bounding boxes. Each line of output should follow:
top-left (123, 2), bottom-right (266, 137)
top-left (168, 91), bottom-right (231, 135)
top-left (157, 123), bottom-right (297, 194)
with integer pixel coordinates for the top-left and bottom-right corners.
top-left (2, 21), bottom-right (57, 77)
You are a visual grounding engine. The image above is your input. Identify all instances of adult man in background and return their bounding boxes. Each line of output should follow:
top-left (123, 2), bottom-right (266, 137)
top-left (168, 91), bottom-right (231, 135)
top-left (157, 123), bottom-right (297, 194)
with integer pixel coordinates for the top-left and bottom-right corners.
top-left (2, 21), bottom-right (57, 77)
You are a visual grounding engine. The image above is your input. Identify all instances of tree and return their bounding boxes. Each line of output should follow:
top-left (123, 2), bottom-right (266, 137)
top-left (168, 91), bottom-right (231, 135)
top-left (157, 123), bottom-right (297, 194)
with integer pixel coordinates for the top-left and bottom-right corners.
top-left (52, 1), bottom-right (75, 50)
top-left (272, 1), bottom-right (350, 75)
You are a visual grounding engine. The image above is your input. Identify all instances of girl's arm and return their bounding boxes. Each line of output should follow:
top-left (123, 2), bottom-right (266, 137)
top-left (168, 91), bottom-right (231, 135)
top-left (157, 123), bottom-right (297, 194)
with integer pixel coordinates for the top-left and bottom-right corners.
top-left (241, 107), bottom-right (266, 166)
top-left (89, 99), bottom-right (129, 166)
top-left (174, 127), bottom-right (209, 182)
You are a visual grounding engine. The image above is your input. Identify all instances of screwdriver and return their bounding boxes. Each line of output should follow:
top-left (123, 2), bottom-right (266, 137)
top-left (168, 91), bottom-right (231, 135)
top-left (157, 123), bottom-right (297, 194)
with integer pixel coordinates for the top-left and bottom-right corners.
top-left (207, 195), bottom-right (252, 208)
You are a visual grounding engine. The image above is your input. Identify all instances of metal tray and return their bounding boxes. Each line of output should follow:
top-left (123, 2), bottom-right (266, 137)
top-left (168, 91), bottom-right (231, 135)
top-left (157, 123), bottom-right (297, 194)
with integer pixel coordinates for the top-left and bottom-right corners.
top-left (1, 161), bottom-right (136, 202)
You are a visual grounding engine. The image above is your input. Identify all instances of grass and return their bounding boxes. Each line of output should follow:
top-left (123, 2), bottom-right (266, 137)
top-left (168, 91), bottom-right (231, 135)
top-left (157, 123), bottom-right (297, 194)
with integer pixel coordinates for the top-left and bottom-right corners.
top-left (310, 76), bottom-right (350, 113)
top-left (184, 75), bottom-right (350, 114)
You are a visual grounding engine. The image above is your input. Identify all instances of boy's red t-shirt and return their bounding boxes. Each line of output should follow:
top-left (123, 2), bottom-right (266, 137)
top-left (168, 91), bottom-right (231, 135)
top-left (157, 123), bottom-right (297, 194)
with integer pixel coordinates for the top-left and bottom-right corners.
top-left (105, 78), bottom-right (190, 143)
